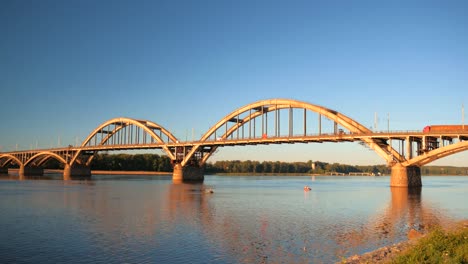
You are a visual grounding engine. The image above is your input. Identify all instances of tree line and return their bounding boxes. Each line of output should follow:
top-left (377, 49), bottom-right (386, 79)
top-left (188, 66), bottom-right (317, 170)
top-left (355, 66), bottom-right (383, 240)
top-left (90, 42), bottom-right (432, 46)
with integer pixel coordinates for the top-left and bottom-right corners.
top-left (91, 153), bottom-right (172, 171)
top-left (205, 160), bottom-right (390, 175)
top-left (91, 156), bottom-right (391, 174)
top-left (206, 161), bottom-right (468, 175)
top-left (39, 153), bottom-right (173, 171)
top-left (422, 166), bottom-right (468, 175)
top-left (40, 153), bottom-right (468, 175)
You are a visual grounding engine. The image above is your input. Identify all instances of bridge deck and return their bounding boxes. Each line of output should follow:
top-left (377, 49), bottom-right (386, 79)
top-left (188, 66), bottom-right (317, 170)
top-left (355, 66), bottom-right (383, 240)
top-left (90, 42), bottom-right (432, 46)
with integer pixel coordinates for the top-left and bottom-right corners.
top-left (2, 131), bottom-right (467, 154)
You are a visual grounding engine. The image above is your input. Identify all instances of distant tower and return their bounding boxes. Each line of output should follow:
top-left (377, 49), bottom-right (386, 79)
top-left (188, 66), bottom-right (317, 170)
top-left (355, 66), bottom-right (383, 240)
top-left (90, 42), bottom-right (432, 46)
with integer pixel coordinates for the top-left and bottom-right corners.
top-left (374, 112), bottom-right (378, 131)
top-left (462, 104), bottom-right (465, 129)
top-left (311, 162), bottom-right (316, 170)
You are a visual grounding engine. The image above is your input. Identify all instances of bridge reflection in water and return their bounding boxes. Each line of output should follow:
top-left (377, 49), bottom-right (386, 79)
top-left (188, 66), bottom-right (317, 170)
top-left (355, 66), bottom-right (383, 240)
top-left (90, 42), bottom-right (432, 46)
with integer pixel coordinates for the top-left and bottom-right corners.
top-left (334, 186), bottom-right (450, 258)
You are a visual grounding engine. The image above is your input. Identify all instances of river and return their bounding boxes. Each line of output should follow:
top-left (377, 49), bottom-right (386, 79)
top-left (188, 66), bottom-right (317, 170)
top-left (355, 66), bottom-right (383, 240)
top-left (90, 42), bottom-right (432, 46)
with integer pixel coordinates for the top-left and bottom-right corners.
top-left (0, 174), bottom-right (467, 263)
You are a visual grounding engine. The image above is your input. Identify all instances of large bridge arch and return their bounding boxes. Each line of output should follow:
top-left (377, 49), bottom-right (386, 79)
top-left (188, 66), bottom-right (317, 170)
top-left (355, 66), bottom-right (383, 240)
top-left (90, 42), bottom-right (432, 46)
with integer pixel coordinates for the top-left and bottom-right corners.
top-left (181, 99), bottom-right (404, 166)
top-left (71, 117), bottom-right (179, 165)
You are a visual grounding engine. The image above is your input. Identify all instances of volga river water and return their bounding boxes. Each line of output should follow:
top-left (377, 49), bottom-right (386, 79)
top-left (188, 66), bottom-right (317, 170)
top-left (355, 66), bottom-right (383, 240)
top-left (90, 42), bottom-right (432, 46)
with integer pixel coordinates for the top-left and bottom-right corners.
top-left (0, 174), bottom-right (467, 263)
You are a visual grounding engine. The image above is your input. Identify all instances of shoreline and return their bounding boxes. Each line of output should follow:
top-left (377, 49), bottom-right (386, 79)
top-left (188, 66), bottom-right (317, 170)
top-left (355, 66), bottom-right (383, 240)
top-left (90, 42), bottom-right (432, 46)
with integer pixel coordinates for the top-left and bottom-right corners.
top-left (90, 170), bottom-right (171, 175)
top-left (339, 219), bottom-right (468, 263)
top-left (6, 168), bottom-right (172, 176)
top-left (339, 240), bottom-right (414, 264)
top-left (208, 172), bottom-right (468, 176)
top-left (5, 168), bottom-right (468, 177)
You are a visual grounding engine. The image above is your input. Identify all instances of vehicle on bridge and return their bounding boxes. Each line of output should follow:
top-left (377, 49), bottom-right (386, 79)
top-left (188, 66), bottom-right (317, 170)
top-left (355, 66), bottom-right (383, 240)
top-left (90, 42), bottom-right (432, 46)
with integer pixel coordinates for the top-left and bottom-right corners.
top-left (421, 125), bottom-right (468, 154)
top-left (423, 125), bottom-right (468, 133)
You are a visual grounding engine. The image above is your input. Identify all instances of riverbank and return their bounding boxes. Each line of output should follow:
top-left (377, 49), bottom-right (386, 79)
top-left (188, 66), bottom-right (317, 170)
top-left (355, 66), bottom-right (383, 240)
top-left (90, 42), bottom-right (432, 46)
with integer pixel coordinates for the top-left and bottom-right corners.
top-left (339, 220), bottom-right (468, 263)
top-left (210, 172), bottom-right (380, 176)
top-left (6, 168), bottom-right (468, 177)
top-left (91, 170), bottom-right (171, 175)
top-left (209, 172), bottom-right (468, 177)
top-left (41, 169), bottom-right (170, 175)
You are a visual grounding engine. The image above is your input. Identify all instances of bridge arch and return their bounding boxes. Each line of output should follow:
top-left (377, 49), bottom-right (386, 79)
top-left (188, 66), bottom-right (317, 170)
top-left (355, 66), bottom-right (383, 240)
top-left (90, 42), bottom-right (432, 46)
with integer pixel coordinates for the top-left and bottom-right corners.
top-left (404, 141), bottom-right (468, 167)
top-left (0, 154), bottom-right (23, 167)
top-left (182, 99), bottom-right (404, 166)
top-left (24, 151), bottom-right (68, 167)
top-left (71, 117), bottom-right (179, 165)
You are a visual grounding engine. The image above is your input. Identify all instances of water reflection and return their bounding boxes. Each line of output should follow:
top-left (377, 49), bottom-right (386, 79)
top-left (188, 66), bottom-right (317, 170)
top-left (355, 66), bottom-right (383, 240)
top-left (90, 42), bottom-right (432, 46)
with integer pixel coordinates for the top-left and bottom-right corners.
top-left (0, 176), bottom-right (463, 263)
top-left (376, 187), bottom-right (449, 235)
top-left (57, 179), bottom-right (217, 261)
top-left (335, 186), bottom-right (451, 257)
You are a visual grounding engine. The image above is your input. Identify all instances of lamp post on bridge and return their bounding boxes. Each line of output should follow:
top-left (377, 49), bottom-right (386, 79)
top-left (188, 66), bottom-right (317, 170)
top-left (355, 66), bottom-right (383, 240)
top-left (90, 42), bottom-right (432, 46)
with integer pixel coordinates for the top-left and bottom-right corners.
top-left (462, 104), bottom-right (465, 130)
top-left (387, 113), bottom-right (390, 133)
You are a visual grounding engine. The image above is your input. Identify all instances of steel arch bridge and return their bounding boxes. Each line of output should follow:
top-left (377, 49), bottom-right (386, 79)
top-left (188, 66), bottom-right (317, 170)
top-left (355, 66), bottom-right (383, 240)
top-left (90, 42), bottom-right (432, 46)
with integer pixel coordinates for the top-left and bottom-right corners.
top-left (1, 99), bottom-right (467, 186)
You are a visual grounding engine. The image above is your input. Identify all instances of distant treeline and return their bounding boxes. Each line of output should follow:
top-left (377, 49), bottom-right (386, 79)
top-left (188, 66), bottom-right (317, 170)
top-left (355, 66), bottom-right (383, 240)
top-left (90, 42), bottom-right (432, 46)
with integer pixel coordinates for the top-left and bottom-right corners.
top-left (91, 153), bottom-right (172, 171)
top-left (42, 153), bottom-right (172, 171)
top-left (206, 160), bottom-right (468, 175)
top-left (422, 166), bottom-right (468, 175)
top-left (41, 153), bottom-right (468, 175)
top-left (205, 160), bottom-right (390, 175)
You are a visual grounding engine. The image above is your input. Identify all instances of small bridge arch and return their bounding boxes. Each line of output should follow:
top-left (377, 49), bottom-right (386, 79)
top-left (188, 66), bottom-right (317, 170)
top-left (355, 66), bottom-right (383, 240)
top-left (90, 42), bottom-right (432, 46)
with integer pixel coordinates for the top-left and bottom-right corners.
top-left (0, 154), bottom-right (23, 167)
top-left (71, 117), bottom-right (179, 166)
top-left (24, 151), bottom-right (68, 167)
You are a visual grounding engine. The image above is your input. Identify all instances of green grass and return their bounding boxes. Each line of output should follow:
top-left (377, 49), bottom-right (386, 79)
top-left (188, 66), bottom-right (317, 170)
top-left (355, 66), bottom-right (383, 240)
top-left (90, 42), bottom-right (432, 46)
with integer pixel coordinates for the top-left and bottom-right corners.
top-left (392, 227), bottom-right (468, 264)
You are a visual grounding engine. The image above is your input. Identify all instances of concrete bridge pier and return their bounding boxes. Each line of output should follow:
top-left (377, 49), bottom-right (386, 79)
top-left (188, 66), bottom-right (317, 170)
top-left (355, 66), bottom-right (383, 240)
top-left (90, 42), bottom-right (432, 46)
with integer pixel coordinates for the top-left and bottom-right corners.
top-left (173, 164), bottom-right (204, 182)
top-left (63, 164), bottom-right (91, 179)
top-left (0, 167), bottom-right (8, 175)
top-left (390, 163), bottom-right (422, 187)
top-left (19, 165), bottom-right (44, 176)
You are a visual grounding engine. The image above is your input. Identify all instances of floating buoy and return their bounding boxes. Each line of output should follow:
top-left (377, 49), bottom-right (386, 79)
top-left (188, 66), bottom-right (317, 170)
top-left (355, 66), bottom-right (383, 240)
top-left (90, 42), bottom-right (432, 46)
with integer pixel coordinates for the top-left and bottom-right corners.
top-left (304, 186), bottom-right (311, 191)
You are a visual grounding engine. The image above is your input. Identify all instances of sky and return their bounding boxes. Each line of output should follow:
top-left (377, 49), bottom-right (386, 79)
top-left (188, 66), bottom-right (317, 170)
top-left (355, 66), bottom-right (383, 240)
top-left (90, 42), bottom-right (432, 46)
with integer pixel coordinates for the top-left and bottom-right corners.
top-left (1, 0), bottom-right (468, 166)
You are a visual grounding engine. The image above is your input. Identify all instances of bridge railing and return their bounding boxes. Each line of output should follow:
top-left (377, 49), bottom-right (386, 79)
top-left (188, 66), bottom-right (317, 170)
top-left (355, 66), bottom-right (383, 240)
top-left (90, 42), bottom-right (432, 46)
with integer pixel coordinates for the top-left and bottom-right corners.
top-left (199, 130), bottom-right (429, 142)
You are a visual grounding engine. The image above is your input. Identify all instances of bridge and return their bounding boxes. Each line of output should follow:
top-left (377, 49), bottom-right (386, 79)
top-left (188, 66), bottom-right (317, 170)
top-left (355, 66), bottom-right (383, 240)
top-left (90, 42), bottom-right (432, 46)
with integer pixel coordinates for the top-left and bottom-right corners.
top-left (1, 98), bottom-right (468, 187)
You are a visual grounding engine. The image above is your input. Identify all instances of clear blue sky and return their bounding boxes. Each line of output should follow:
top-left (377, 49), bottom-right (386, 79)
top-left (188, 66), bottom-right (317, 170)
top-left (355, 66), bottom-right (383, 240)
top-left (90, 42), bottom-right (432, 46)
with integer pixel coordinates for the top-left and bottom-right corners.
top-left (1, 0), bottom-right (467, 166)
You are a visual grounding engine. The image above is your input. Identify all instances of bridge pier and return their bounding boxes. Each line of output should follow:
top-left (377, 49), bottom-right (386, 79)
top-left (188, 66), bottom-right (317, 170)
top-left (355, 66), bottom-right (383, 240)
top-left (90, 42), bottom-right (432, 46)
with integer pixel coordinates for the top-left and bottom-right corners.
top-left (390, 163), bottom-right (422, 187)
top-left (0, 167), bottom-right (8, 175)
top-left (63, 164), bottom-right (91, 179)
top-left (173, 164), bottom-right (204, 182)
top-left (19, 165), bottom-right (44, 176)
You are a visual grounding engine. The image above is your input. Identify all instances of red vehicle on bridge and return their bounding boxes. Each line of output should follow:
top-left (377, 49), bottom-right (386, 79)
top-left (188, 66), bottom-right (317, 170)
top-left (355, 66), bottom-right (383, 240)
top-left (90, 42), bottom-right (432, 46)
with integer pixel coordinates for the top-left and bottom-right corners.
top-left (423, 125), bottom-right (468, 133)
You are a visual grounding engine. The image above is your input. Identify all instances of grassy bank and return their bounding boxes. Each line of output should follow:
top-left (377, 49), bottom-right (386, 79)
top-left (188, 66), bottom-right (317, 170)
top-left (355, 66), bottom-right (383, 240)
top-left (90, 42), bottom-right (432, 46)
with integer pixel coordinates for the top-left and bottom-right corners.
top-left (391, 224), bottom-right (468, 264)
top-left (341, 221), bottom-right (468, 263)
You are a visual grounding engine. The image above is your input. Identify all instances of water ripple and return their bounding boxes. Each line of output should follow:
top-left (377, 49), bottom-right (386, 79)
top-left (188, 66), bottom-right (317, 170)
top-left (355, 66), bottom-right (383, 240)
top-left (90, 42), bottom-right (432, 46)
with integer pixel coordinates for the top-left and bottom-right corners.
top-left (0, 176), bottom-right (467, 263)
